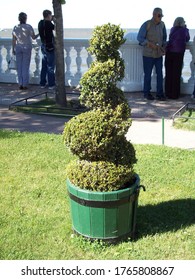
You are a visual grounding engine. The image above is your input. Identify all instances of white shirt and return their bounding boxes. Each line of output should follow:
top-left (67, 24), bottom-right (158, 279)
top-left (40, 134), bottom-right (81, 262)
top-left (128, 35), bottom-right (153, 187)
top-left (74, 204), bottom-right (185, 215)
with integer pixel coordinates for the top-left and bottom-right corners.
top-left (12, 24), bottom-right (35, 46)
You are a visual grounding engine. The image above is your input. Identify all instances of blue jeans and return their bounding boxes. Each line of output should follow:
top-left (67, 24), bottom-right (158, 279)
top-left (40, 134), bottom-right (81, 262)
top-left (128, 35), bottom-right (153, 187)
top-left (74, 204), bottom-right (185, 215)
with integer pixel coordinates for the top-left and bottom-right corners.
top-left (40, 44), bottom-right (55, 87)
top-left (143, 56), bottom-right (164, 98)
top-left (193, 84), bottom-right (195, 97)
top-left (15, 45), bottom-right (32, 87)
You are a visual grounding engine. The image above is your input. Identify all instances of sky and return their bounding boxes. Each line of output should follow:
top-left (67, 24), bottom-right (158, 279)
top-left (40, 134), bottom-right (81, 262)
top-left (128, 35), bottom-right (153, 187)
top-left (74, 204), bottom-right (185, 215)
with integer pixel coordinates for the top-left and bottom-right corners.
top-left (1, 0), bottom-right (195, 30)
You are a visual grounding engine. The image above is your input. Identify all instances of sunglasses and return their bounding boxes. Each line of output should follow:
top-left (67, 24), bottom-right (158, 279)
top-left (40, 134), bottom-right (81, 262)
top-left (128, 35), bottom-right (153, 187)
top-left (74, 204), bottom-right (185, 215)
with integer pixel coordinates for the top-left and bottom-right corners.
top-left (158, 14), bottom-right (163, 18)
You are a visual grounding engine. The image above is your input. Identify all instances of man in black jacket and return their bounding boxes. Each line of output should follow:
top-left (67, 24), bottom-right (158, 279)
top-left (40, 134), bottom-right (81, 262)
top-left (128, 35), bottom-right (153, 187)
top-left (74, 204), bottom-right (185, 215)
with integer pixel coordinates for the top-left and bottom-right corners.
top-left (38, 10), bottom-right (55, 89)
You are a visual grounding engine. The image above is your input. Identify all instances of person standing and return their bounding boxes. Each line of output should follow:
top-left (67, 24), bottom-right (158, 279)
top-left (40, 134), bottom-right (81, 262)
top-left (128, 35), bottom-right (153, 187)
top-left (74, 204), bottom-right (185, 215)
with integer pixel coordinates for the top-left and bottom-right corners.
top-left (165, 17), bottom-right (190, 99)
top-left (12, 12), bottom-right (39, 90)
top-left (192, 86), bottom-right (195, 99)
top-left (137, 7), bottom-right (167, 101)
top-left (38, 10), bottom-right (55, 90)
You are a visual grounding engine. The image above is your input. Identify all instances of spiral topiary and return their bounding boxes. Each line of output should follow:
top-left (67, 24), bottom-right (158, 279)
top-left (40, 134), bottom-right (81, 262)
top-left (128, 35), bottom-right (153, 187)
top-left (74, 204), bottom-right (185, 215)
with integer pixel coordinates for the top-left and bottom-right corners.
top-left (63, 23), bottom-right (137, 191)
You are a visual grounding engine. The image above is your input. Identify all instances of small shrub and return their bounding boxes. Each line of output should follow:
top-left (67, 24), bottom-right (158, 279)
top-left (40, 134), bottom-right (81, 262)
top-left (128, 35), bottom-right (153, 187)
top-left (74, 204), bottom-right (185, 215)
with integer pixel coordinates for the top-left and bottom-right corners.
top-left (88, 23), bottom-right (126, 62)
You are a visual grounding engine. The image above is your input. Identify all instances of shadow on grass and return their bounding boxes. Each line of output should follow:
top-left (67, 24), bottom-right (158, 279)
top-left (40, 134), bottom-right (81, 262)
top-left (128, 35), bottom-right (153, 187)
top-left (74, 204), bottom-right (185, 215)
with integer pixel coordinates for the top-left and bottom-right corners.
top-left (137, 198), bottom-right (195, 237)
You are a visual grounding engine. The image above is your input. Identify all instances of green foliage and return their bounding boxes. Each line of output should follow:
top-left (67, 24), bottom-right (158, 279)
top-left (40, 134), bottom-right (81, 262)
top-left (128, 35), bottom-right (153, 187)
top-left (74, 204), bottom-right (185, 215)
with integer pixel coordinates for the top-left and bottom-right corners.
top-left (173, 110), bottom-right (195, 131)
top-left (88, 23), bottom-right (126, 62)
top-left (80, 60), bottom-right (125, 109)
top-left (63, 108), bottom-right (136, 165)
top-left (59, 0), bottom-right (66, 4)
top-left (66, 160), bottom-right (135, 192)
top-left (63, 23), bottom-right (136, 191)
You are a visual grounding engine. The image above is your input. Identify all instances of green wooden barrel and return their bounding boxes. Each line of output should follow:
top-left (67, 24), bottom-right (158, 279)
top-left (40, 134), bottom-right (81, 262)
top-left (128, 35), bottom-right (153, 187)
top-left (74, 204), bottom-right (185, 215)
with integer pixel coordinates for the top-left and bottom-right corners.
top-left (66, 174), bottom-right (140, 242)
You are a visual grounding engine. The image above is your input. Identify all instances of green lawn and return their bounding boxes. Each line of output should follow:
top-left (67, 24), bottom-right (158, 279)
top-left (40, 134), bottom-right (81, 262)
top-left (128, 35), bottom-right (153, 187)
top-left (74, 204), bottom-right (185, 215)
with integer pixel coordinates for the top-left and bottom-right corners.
top-left (0, 129), bottom-right (195, 260)
top-left (173, 110), bottom-right (195, 131)
top-left (10, 98), bottom-right (87, 117)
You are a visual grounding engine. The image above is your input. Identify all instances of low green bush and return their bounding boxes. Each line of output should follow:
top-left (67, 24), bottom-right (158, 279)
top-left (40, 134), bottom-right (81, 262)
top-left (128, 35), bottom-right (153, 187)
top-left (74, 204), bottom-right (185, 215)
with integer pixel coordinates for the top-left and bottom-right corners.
top-left (66, 160), bottom-right (135, 192)
top-left (63, 107), bottom-right (136, 164)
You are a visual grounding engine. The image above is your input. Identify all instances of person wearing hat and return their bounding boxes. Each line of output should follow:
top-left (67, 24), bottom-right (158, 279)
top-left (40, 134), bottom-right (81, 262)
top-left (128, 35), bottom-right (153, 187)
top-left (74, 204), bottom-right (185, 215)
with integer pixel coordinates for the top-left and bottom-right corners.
top-left (12, 12), bottom-right (39, 90)
top-left (137, 7), bottom-right (167, 101)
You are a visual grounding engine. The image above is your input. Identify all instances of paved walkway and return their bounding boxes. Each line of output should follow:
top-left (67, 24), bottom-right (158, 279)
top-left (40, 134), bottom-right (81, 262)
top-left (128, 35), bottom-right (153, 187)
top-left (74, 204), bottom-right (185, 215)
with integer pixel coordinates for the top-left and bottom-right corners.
top-left (0, 83), bottom-right (195, 150)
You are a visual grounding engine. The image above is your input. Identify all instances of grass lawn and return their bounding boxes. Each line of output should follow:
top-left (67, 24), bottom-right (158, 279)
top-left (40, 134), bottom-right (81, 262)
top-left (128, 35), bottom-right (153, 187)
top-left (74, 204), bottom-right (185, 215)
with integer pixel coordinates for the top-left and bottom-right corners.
top-left (173, 110), bottom-right (195, 131)
top-left (11, 98), bottom-right (87, 117)
top-left (0, 129), bottom-right (195, 260)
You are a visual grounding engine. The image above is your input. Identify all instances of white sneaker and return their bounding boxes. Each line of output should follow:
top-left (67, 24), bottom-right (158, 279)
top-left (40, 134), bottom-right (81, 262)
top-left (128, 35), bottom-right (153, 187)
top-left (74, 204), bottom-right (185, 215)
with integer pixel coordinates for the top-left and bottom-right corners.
top-left (40, 85), bottom-right (46, 89)
top-left (48, 86), bottom-right (55, 90)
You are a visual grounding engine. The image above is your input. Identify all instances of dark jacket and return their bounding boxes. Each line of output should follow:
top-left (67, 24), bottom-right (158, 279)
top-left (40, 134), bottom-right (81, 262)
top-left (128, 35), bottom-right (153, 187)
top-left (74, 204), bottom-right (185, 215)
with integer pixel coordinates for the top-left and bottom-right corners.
top-left (166, 26), bottom-right (190, 53)
top-left (38, 20), bottom-right (54, 45)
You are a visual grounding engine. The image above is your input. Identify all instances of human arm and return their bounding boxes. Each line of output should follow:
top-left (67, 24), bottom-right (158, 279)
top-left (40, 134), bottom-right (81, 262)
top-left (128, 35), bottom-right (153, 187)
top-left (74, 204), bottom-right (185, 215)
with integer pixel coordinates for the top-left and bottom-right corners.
top-left (137, 21), bottom-right (148, 46)
top-left (32, 33), bottom-right (39, 40)
top-left (30, 26), bottom-right (39, 40)
top-left (137, 21), bottom-right (161, 50)
top-left (185, 28), bottom-right (190, 42)
top-left (162, 23), bottom-right (167, 47)
top-left (12, 34), bottom-right (16, 55)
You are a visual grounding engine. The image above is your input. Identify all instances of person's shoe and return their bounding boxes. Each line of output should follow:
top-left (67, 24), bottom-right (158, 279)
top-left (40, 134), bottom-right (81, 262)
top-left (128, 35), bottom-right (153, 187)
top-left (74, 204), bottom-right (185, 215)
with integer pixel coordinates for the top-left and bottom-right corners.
top-left (156, 95), bottom-right (166, 101)
top-left (19, 85), bottom-right (23, 90)
top-left (144, 94), bottom-right (155, 100)
top-left (191, 94), bottom-right (195, 99)
top-left (40, 85), bottom-right (46, 89)
top-left (48, 86), bottom-right (55, 90)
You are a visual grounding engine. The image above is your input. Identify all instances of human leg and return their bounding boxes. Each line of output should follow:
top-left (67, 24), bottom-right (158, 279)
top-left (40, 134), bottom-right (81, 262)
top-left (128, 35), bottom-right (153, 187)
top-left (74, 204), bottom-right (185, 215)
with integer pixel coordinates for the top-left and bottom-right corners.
top-left (22, 46), bottom-right (32, 87)
top-left (40, 45), bottom-right (48, 87)
top-left (46, 50), bottom-right (55, 87)
top-left (154, 56), bottom-right (164, 98)
top-left (171, 53), bottom-right (184, 99)
top-left (15, 45), bottom-right (23, 87)
top-left (192, 84), bottom-right (195, 98)
top-left (165, 52), bottom-right (174, 98)
top-left (143, 56), bottom-right (154, 99)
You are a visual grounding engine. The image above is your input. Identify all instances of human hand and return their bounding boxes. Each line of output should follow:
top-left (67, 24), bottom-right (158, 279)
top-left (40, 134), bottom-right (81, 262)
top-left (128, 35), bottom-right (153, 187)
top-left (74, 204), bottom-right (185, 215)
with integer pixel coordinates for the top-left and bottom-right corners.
top-left (147, 42), bottom-right (158, 50)
top-left (52, 15), bottom-right (56, 22)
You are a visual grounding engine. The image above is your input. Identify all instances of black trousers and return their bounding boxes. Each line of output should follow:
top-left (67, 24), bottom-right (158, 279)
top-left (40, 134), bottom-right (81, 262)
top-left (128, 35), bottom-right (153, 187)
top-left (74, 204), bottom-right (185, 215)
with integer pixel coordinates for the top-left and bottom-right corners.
top-left (165, 52), bottom-right (184, 99)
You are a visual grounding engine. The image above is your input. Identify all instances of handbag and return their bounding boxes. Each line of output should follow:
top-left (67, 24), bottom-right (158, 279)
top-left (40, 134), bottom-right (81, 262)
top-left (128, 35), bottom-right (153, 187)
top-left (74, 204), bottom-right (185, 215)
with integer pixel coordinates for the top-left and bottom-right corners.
top-left (8, 56), bottom-right (17, 70)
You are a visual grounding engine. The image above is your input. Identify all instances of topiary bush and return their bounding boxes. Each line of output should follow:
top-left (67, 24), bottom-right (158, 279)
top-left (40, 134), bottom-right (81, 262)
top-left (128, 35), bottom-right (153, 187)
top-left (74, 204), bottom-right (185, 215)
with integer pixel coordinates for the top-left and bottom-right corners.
top-left (63, 23), bottom-right (137, 191)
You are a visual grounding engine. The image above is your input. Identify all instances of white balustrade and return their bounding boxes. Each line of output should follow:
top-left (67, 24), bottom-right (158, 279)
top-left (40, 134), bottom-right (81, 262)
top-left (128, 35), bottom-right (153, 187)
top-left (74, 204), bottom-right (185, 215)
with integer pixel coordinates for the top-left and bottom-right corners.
top-left (0, 35), bottom-right (194, 94)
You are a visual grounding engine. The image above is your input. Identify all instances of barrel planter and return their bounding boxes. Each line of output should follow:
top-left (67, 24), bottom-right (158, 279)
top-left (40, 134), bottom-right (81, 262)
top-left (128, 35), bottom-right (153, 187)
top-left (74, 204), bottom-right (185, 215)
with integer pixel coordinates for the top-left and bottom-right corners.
top-left (67, 174), bottom-right (142, 242)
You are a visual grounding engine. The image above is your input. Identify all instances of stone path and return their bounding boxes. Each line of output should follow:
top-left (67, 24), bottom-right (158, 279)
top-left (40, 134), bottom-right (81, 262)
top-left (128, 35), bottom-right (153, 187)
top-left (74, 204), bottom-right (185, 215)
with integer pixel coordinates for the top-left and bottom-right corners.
top-left (0, 83), bottom-right (195, 149)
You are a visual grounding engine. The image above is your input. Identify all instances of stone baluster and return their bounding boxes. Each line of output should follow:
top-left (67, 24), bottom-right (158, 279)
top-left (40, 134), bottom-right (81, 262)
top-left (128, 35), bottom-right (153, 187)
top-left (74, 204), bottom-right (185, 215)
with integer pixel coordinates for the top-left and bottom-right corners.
top-left (189, 38), bottom-right (195, 79)
top-left (0, 46), bottom-right (3, 73)
top-left (181, 40), bottom-right (195, 94)
top-left (33, 45), bottom-right (41, 78)
top-left (5, 45), bottom-right (12, 73)
top-left (86, 52), bottom-right (93, 69)
top-left (75, 46), bottom-right (82, 80)
top-left (65, 46), bottom-right (72, 76)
